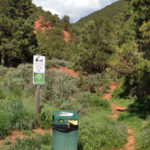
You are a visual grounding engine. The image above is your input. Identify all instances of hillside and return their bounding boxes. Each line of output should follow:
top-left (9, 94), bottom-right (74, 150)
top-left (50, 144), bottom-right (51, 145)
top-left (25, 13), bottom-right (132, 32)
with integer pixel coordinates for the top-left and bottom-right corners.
top-left (75, 0), bottom-right (128, 27)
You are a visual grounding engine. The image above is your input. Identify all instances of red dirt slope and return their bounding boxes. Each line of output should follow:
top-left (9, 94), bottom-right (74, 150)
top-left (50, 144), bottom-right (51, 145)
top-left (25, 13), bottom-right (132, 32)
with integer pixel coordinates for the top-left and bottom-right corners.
top-left (63, 29), bottom-right (70, 42)
top-left (34, 16), bottom-right (52, 34)
top-left (34, 17), bottom-right (70, 42)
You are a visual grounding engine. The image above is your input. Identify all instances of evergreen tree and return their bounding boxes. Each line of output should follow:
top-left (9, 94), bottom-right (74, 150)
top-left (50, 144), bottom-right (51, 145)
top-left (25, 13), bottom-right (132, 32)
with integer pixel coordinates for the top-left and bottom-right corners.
top-left (76, 20), bottom-right (112, 73)
top-left (0, 0), bottom-right (38, 66)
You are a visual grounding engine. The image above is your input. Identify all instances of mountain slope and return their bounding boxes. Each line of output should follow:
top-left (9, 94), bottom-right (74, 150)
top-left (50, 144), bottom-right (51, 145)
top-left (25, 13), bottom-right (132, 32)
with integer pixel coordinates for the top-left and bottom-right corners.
top-left (75, 0), bottom-right (128, 28)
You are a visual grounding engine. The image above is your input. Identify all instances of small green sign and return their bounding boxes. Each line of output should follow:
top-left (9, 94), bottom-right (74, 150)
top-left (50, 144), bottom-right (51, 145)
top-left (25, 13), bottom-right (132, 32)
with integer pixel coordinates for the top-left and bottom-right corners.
top-left (33, 73), bottom-right (44, 85)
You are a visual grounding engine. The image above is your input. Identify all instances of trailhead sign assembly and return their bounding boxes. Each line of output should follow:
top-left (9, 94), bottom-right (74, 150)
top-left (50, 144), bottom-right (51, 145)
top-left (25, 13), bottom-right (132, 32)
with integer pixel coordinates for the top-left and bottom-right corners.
top-left (33, 55), bottom-right (45, 85)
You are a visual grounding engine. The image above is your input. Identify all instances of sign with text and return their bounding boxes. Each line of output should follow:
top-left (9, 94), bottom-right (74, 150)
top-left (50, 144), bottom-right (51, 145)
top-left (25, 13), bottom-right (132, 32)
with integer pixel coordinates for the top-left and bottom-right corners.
top-left (33, 55), bottom-right (45, 85)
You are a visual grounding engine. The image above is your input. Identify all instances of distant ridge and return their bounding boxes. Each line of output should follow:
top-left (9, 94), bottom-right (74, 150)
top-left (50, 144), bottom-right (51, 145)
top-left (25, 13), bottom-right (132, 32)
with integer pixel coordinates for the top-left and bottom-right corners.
top-left (75, 0), bottom-right (128, 27)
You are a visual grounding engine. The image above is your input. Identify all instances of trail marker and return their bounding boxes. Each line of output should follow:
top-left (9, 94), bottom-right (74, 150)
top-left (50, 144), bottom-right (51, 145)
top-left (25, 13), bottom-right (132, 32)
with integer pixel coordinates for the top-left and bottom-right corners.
top-left (33, 55), bottom-right (45, 85)
top-left (33, 55), bottom-right (45, 123)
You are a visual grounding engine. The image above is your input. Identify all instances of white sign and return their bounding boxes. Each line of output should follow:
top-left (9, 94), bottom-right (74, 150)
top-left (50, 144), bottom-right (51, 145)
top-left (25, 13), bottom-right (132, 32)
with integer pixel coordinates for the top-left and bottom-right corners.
top-left (33, 55), bottom-right (45, 73)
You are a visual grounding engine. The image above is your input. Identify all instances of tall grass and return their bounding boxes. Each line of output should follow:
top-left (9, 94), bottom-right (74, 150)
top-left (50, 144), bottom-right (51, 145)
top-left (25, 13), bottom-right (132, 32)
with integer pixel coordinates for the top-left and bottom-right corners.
top-left (79, 113), bottom-right (127, 150)
top-left (136, 124), bottom-right (150, 150)
top-left (9, 133), bottom-right (51, 150)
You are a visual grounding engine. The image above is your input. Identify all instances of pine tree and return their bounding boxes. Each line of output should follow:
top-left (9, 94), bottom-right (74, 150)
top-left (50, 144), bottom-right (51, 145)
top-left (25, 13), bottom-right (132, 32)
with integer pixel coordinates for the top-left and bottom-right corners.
top-left (0, 0), bottom-right (38, 66)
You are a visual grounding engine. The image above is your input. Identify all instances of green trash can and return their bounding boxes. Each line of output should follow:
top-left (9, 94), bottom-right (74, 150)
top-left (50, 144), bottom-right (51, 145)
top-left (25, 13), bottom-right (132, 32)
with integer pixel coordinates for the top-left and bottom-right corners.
top-left (52, 110), bottom-right (78, 150)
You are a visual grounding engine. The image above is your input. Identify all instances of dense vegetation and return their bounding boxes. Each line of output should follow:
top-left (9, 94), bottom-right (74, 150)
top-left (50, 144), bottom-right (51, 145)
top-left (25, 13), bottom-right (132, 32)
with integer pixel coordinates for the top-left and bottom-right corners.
top-left (0, 0), bottom-right (150, 149)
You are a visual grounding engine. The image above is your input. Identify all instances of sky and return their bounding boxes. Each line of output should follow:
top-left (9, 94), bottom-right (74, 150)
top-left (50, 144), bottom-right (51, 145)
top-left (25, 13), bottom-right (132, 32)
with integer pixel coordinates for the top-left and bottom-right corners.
top-left (32, 0), bottom-right (117, 23)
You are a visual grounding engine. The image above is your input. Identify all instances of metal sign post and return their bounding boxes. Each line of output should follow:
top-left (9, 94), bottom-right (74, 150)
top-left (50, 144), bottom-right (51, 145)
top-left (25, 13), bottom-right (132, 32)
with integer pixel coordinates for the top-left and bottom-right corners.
top-left (33, 55), bottom-right (45, 122)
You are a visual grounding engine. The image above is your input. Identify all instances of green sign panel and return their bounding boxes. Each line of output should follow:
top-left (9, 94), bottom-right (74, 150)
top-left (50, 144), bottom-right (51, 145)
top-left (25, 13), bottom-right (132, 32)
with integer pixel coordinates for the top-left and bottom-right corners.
top-left (33, 73), bottom-right (44, 85)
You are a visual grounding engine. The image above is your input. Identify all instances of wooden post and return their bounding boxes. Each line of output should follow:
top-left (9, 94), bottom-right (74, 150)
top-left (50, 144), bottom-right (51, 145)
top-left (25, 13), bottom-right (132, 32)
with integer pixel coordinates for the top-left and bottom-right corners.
top-left (35, 84), bottom-right (40, 122)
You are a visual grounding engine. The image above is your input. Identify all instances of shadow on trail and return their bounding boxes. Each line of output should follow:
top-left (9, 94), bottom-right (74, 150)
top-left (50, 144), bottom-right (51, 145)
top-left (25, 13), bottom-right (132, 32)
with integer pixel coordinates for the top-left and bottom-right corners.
top-left (128, 97), bottom-right (150, 119)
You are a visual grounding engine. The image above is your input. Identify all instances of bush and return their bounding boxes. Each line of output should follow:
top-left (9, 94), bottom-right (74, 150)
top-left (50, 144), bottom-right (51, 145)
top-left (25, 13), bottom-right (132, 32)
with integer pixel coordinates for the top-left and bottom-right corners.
top-left (77, 73), bottom-right (102, 92)
top-left (39, 105), bottom-right (52, 129)
top-left (0, 65), bottom-right (8, 76)
top-left (9, 133), bottom-right (51, 150)
top-left (46, 59), bottom-right (73, 69)
top-left (112, 83), bottom-right (125, 98)
top-left (79, 113), bottom-right (127, 150)
top-left (81, 92), bottom-right (111, 110)
top-left (118, 111), bottom-right (143, 129)
top-left (1, 64), bottom-right (34, 97)
top-left (136, 127), bottom-right (150, 150)
top-left (8, 100), bottom-right (35, 130)
top-left (42, 70), bottom-right (78, 106)
top-left (1, 99), bottom-right (35, 130)
top-left (0, 111), bottom-right (10, 139)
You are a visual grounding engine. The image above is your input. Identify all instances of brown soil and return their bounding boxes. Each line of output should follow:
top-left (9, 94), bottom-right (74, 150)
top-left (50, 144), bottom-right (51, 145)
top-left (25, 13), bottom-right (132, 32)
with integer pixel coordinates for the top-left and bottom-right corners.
top-left (0, 128), bottom-right (51, 147)
top-left (103, 82), bottom-right (118, 100)
top-left (125, 129), bottom-right (135, 150)
top-left (50, 66), bottom-right (78, 78)
top-left (34, 16), bottom-right (52, 34)
top-left (103, 82), bottom-right (135, 150)
top-left (34, 17), bottom-right (70, 42)
top-left (110, 103), bottom-right (127, 119)
top-left (63, 29), bottom-right (70, 42)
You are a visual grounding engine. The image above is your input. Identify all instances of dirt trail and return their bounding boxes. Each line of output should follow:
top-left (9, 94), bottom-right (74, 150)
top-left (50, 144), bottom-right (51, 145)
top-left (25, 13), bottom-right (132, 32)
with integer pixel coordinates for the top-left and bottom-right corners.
top-left (103, 82), bottom-right (117, 100)
top-left (125, 129), bottom-right (135, 150)
top-left (0, 128), bottom-right (51, 147)
top-left (103, 82), bottom-right (135, 150)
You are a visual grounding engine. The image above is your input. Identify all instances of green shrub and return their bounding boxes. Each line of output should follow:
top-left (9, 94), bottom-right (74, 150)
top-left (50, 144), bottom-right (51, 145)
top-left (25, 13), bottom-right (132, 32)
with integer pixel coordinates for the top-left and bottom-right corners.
top-left (46, 59), bottom-right (73, 69)
top-left (1, 99), bottom-right (35, 130)
top-left (0, 111), bottom-right (10, 139)
top-left (79, 113), bottom-right (127, 150)
top-left (112, 84), bottom-right (125, 98)
top-left (9, 133), bottom-right (51, 150)
top-left (118, 111), bottom-right (143, 129)
top-left (8, 100), bottom-right (35, 130)
top-left (0, 65), bottom-right (8, 76)
top-left (42, 70), bottom-right (78, 106)
top-left (39, 105), bottom-right (52, 129)
top-left (82, 92), bottom-right (111, 110)
top-left (136, 127), bottom-right (150, 150)
top-left (1, 64), bottom-right (34, 96)
top-left (77, 73), bottom-right (102, 92)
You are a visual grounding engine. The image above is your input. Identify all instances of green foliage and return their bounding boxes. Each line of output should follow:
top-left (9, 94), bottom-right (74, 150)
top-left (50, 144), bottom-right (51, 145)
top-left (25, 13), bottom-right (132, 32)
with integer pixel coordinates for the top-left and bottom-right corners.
top-left (77, 73), bottom-right (102, 92)
top-left (9, 133), bottom-right (51, 150)
top-left (136, 127), bottom-right (150, 150)
top-left (81, 92), bottom-right (111, 110)
top-left (139, 21), bottom-right (150, 59)
top-left (46, 59), bottom-right (73, 69)
top-left (0, 0), bottom-right (38, 66)
top-left (39, 105), bottom-right (52, 129)
top-left (42, 70), bottom-right (78, 105)
top-left (0, 65), bottom-right (8, 76)
top-left (75, 0), bottom-right (128, 28)
top-left (8, 100), bottom-right (34, 130)
top-left (3, 139), bottom-right (11, 145)
top-left (75, 20), bottom-right (113, 73)
top-left (0, 111), bottom-right (10, 139)
top-left (79, 113), bottom-right (127, 150)
top-left (0, 64), bottom-right (33, 97)
top-left (1, 99), bottom-right (35, 130)
top-left (118, 111), bottom-right (143, 129)
top-left (36, 27), bottom-right (68, 60)
top-left (111, 97), bottom-right (135, 108)
top-left (119, 58), bottom-right (150, 98)
top-left (61, 15), bottom-right (70, 31)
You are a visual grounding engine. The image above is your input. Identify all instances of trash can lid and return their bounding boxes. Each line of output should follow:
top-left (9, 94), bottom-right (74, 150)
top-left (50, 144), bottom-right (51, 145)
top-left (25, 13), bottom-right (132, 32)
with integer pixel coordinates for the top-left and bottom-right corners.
top-left (53, 110), bottom-right (78, 120)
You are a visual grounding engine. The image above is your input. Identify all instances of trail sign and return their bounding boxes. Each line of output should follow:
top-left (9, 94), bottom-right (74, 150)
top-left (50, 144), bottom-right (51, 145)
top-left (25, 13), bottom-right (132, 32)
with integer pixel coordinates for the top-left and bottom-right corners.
top-left (33, 55), bottom-right (45, 85)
